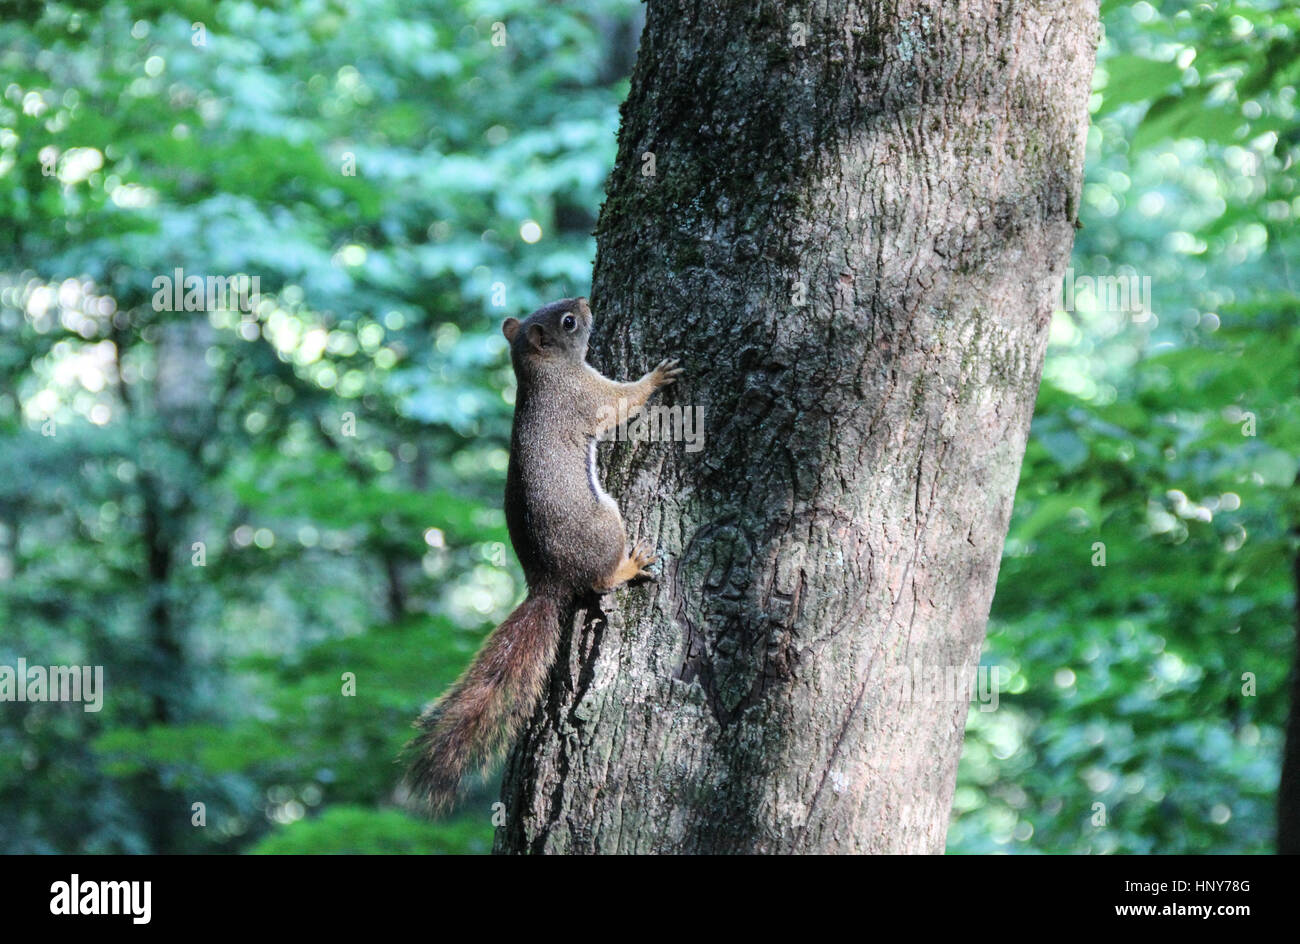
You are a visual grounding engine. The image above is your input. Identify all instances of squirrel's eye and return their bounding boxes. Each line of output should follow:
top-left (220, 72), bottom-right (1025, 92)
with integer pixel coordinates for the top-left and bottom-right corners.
top-left (562, 314), bottom-right (577, 332)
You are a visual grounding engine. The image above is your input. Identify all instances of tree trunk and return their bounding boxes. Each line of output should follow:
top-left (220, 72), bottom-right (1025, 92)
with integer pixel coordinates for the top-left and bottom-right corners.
top-left (497, 0), bottom-right (1097, 854)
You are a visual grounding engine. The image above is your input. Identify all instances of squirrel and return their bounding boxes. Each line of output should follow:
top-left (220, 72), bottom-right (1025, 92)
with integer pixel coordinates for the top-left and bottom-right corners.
top-left (406, 296), bottom-right (682, 813)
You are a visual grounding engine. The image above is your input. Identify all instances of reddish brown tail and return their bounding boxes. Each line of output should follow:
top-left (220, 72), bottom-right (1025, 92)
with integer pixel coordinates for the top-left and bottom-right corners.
top-left (406, 593), bottom-right (559, 813)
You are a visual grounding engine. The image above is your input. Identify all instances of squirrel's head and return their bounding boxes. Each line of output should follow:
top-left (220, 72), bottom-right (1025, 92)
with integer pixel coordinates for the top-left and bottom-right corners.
top-left (502, 297), bottom-right (592, 368)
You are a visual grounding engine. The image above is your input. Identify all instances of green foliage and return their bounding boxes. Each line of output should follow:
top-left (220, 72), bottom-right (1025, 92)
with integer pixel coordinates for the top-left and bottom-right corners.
top-left (950, 0), bottom-right (1300, 854)
top-left (249, 806), bottom-right (492, 854)
top-left (0, 0), bottom-right (638, 853)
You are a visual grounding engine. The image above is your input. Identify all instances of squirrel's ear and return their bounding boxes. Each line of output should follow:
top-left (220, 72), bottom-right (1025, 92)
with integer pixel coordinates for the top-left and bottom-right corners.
top-left (526, 323), bottom-right (547, 351)
top-left (501, 318), bottom-right (520, 343)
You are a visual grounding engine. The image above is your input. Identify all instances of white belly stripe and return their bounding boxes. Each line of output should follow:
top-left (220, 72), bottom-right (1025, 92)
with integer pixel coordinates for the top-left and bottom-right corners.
top-left (587, 437), bottom-right (612, 504)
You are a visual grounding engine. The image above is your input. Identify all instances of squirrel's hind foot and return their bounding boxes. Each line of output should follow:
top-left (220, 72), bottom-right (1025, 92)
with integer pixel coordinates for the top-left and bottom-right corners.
top-left (594, 539), bottom-right (658, 592)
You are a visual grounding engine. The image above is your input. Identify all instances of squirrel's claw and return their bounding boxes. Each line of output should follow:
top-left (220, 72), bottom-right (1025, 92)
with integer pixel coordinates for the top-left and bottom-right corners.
top-left (595, 540), bottom-right (660, 592)
top-left (631, 539), bottom-right (658, 579)
top-left (653, 358), bottom-right (684, 386)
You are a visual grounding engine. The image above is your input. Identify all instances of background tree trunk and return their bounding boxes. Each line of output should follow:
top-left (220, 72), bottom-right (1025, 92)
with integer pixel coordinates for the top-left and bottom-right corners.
top-left (1278, 500), bottom-right (1300, 854)
top-left (497, 0), bottom-right (1097, 854)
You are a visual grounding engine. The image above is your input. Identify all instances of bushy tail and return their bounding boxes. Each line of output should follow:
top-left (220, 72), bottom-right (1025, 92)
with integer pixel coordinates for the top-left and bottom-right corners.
top-left (406, 593), bottom-right (559, 813)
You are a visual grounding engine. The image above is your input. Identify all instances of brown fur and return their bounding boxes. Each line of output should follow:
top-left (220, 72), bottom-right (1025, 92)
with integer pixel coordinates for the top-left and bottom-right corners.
top-left (405, 297), bottom-right (680, 813)
top-left (407, 594), bottom-right (558, 813)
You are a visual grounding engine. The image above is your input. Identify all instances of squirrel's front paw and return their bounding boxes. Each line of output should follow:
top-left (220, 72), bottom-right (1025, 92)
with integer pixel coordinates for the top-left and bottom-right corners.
top-left (651, 358), bottom-right (684, 388)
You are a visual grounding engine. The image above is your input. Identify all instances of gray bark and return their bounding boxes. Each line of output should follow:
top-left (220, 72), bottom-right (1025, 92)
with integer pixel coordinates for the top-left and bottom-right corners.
top-left (497, 0), bottom-right (1097, 854)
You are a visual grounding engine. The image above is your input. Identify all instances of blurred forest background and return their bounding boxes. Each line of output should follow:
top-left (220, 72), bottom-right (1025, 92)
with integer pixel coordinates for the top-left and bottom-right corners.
top-left (0, 0), bottom-right (1296, 854)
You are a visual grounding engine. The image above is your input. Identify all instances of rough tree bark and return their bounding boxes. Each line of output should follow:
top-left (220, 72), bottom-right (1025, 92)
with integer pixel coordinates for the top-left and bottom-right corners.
top-left (497, 0), bottom-right (1097, 853)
